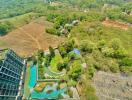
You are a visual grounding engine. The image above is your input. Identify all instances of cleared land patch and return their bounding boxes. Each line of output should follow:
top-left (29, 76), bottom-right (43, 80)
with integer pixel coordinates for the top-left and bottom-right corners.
top-left (0, 17), bottom-right (64, 56)
top-left (102, 19), bottom-right (131, 30)
top-left (93, 71), bottom-right (132, 100)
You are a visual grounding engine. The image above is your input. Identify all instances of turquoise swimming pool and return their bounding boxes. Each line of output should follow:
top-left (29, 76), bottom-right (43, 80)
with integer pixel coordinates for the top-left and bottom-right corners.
top-left (28, 64), bottom-right (65, 99)
top-left (31, 87), bottom-right (65, 99)
top-left (29, 64), bottom-right (37, 88)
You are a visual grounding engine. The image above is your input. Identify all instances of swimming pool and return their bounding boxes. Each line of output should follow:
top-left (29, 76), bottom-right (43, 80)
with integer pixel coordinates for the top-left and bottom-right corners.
top-left (31, 87), bottom-right (65, 99)
top-left (29, 64), bottom-right (37, 88)
top-left (28, 64), bottom-right (66, 99)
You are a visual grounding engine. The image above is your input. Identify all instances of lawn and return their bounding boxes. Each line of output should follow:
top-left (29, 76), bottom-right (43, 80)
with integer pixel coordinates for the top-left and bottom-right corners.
top-left (0, 12), bottom-right (37, 26)
top-left (23, 65), bottom-right (30, 99)
top-left (50, 53), bottom-right (63, 73)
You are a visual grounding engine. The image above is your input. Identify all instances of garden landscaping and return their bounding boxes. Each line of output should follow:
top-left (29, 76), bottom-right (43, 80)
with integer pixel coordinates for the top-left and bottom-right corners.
top-left (23, 40), bottom-right (83, 99)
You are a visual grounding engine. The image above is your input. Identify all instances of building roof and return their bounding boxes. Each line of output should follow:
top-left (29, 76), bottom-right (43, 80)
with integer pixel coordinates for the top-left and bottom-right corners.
top-left (73, 48), bottom-right (81, 55)
top-left (0, 49), bottom-right (8, 60)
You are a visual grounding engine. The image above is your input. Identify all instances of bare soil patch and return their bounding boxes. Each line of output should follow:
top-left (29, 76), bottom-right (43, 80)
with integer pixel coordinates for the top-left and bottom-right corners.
top-left (0, 17), bottom-right (64, 57)
top-left (102, 19), bottom-right (131, 30)
top-left (93, 71), bottom-right (132, 100)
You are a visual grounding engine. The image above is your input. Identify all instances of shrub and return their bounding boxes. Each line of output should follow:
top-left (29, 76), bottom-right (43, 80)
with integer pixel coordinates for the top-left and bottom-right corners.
top-left (68, 88), bottom-right (73, 98)
top-left (67, 80), bottom-right (77, 87)
top-left (110, 38), bottom-right (122, 50)
top-left (37, 49), bottom-right (44, 58)
top-left (120, 66), bottom-right (132, 74)
top-left (101, 47), bottom-right (113, 57)
top-left (65, 40), bottom-right (75, 53)
top-left (97, 39), bottom-right (106, 51)
top-left (32, 56), bottom-right (37, 65)
top-left (80, 41), bottom-right (96, 53)
top-left (46, 28), bottom-right (58, 35)
top-left (68, 60), bottom-right (82, 81)
top-left (58, 45), bottom-right (67, 57)
top-left (0, 22), bottom-right (13, 36)
top-left (108, 60), bottom-right (119, 73)
top-left (49, 46), bottom-right (55, 58)
top-left (57, 62), bottom-right (65, 71)
top-left (68, 52), bottom-right (77, 60)
top-left (45, 54), bottom-right (52, 67)
top-left (113, 48), bottom-right (128, 59)
top-left (119, 57), bottom-right (132, 66)
top-left (88, 65), bottom-right (96, 78)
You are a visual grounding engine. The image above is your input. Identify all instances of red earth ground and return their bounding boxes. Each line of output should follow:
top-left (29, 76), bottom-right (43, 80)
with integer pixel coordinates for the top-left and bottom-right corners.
top-left (102, 19), bottom-right (131, 30)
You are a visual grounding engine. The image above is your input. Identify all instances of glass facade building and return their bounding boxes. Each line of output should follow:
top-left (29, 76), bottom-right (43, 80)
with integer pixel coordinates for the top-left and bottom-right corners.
top-left (0, 49), bottom-right (25, 100)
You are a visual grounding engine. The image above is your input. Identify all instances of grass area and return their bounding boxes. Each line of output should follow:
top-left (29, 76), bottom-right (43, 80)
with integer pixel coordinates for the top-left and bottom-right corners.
top-left (50, 54), bottom-right (63, 72)
top-left (0, 41), bottom-right (6, 45)
top-left (78, 74), bottom-right (98, 100)
top-left (70, 21), bottom-right (132, 72)
top-left (23, 65), bottom-right (30, 99)
top-left (0, 12), bottom-right (38, 27)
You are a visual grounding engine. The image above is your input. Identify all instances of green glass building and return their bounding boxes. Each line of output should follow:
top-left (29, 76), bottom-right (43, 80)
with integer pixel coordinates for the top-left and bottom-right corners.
top-left (0, 49), bottom-right (25, 100)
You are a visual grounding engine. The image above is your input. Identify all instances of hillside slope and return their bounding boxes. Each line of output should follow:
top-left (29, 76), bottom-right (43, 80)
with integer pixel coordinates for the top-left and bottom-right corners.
top-left (0, 17), bottom-right (64, 56)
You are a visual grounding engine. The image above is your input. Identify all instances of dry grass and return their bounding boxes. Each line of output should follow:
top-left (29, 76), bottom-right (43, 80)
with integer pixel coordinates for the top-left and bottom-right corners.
top-left (0, 17), bottom-right (64, 57)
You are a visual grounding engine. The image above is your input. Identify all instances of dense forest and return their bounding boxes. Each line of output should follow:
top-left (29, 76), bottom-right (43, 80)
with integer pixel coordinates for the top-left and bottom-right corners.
top-left (0, 0), bottom-right (132, 99)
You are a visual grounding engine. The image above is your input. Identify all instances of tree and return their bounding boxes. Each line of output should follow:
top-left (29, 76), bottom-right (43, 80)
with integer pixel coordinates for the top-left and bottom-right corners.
top-left (57, 62), bottom-right (64, 71)
top-left (68, 52), bottom-right (77, 60)
top-left (37, 49), bottom-right (44, 58)
top-left (58, 44), bottom-right (67, 57)
top-left (32, 56), bottom-right (37, 65)
top-left (119, 57), bottom-right (132, 66)
top-left (46, 28), bottom-right (57, 35)
top-left (97, 39), bottom-right (106, 51)
top-left (80, 41), bottom-right (96, 53)
top-left (65, 40), bottom-right (75, 53)
top-left (45, 54), bottom-right (52, 67)
top-left (68, 60), bottom-right (82, 81)
top-left (110, 38), bottom-right (121, 50)
top-left (0, 21), bottom-right (13, 36)
top-left (68, 80), bottom-right (77, 87)
top-left (88, 65), bottom-right (95, 79)
top-left (108, 60), bottom-right (119, 73)
top-left (49, 46), bottom-right (55, 58)
top-left (113, 48), bottom-right (128, 59)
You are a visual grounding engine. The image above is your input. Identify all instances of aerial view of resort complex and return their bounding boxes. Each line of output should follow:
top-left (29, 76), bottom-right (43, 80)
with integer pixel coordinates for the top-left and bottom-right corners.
top-left (0, 0), bottom-right (132, 100)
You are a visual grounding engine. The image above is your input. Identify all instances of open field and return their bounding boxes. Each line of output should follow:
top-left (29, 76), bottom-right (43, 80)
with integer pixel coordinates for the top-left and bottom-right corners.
top-left (0, 17), bottom-right (64, 57)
